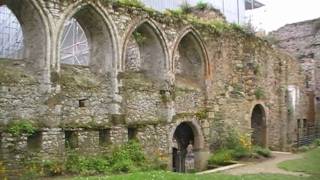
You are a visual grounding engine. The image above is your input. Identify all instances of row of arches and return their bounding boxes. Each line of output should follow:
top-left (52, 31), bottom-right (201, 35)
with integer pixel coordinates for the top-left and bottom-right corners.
top-left (0, 1), bottom-right (210, 84)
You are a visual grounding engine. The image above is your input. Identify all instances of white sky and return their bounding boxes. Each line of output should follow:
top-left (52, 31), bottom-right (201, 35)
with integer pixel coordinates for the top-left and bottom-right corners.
top-left (248, 0), bottom-right (320, 32)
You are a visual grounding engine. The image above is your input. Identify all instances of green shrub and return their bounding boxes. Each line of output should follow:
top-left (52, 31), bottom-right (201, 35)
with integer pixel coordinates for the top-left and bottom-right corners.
top-left (65, 151), bottom-right (110, 175)
top-left (110, 140), bottom-right (145, 171)
top-left (231, 146), bottom-right (251, 159)
top-left (111, 159), bottom-right (134, 173)
top-left (253, 146), bottom-right (271, 158)
top-left (298, 146), bottom-right (310, 152)
top-left (180, 2), bottom-right (192, 14)
top-left (42, 160), bottom-right (64, 176)
top-left (313, 139), bottom-right (320, 146)
top-left (208, 149), bottom-right (234, 166)
top-left (196, 1), bottom-right (208, 10)
top-left (7, 120), bottom-right (37, 136)
top-left (117, 0), bottom-right (145, 8)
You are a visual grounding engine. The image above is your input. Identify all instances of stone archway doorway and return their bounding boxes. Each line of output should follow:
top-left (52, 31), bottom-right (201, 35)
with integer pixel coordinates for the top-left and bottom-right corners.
top-left (251, 104), bottom-right (267, 147)
top-left (171, 121), bottom-right (206, 172)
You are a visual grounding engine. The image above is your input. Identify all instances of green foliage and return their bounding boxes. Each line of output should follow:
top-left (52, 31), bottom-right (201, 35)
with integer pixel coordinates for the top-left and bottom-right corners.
top-left (116, 0), bottom-right (145, 8)
top-left (208, 149), bottom-right (234, 166)
top-left (196, 109), bottom-right (208, 119)
top-left (7, 120), bottom-right (37, 136)
top-left (22, 157), bottom-right (64, 178)
top-left (133, 31), bottom-right (147, 45)
top-left (110, 140), bottom-right (145, 173)
top-left (254, 87), bottom-right (265, 99)
top-left (298, 145), bottom-right (310, 152)
top-left (66, 151), bottom-right (110, 175)
top-left (65, 141), bottom-right (146, 175)
top-left (180, 2), bottom-right (192, 14)
top-left (313, 138), bottom-right (320, 146)
top-left (252, 146), bottom-right (271, 158)
top-left (195, 1), bottom-right (208, 10)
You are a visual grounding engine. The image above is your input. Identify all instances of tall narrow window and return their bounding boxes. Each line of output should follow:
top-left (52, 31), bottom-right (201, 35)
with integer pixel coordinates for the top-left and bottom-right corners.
top-left (60, 18), bottom-right (89, 65)
top-left (0, 5), bottom-right (23, 59)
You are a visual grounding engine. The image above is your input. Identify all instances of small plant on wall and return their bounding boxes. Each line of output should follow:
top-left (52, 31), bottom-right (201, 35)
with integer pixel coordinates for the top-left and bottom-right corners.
top-left (133, 31), bottom-right (147, 46)
top-left (255, 87), bottom-right (265, 100)
top-left (7, 120), bottom-right (37, 136)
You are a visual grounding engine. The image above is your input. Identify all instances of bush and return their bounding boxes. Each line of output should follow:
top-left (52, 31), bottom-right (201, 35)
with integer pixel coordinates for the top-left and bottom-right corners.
top-left (298, 146), bottom-right (310, 152)
top-left (253, 146), bottom-right (271, 158)
top-left (196, 1), bottom-right (208, 10)
top-left (313, 139), bottom-right (320, 146)
top-left (180, 2), bottom-right (192, 14)
top-left (111, 159), bottom-right (134, 173)
top-left (208, 149), bottom-right (234, 166)
top-left (117, 0), bottom-right (145, 8)
top-left (65, 151), bottom-right (110, 175)
top-left (231, 146), bottom-right (251, 159)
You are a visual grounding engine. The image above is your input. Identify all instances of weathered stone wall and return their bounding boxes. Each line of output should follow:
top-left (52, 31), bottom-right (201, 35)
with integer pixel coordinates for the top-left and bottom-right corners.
top-left (0, 0), bottom-right (308, 174)
top-left (272, 18), bottom-right (320, 127)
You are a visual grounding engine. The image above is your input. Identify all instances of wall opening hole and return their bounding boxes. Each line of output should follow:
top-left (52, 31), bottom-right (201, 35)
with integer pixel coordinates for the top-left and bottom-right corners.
top-left (128, 127), bottom-right (137, 141)
top-left (79, 99), bottom-right (87, 107)
top-left (99, 129), bottom-right (111, 146)
top-left (27, 131), bottom-right (42, 151)
top-left (303, 119), bottom-right (307, 128)
top-left (65, 131), bottom-right (78, 149)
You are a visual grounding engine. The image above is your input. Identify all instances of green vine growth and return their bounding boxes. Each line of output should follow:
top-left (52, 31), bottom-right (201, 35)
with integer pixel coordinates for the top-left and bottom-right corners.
top-left (7, 120), bottom-right (37, 136)
top-left (254, 87), bottom-right (265, 100)
top-left (133, 31), bottom-right (147, 45)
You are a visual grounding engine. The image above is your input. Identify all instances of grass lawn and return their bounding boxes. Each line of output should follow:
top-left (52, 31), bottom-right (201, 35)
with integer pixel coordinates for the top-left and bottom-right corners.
top-left (71, 171), bottom-right (315, 180)
top-left (61, 148), bottom-right (320, 180)
top-left (278, 147), bottom-right (320, 176)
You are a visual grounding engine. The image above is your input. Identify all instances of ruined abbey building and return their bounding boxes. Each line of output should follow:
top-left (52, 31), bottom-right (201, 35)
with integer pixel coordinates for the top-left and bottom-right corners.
top-left (0, 0), bottom-right (311, 173)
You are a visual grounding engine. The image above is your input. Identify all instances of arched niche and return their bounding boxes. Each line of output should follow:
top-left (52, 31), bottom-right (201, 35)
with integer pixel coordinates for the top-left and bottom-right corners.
top-left (2, 0), bottom-right (48, 72)
top-left (174, 30), bottom-right (208, 87)
top-left (124, 21), bottom-right (168, 81)
top-left (170, 121), bottom-right (205, 172)
top-left (59, 4), bottom-right (116, 74)
top-left (251, 104), bottom-right (267, 147)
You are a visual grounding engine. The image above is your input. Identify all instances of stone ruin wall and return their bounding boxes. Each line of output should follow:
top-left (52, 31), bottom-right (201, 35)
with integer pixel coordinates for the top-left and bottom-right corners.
top-left (0, 0), bottom-right (308, 173)
top-left (272, 18), bottom-right (320, 127)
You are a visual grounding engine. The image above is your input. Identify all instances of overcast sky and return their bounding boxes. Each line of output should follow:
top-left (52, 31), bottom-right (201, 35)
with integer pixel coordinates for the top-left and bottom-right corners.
top-left (249, 0), bottom-right (320, 32)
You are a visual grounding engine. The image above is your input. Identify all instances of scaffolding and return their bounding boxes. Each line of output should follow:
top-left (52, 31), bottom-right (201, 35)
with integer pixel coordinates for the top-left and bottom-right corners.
top-left (0, 5), bottom-right (89, 65)
top-left (60, 18), bottom-right (89, 66)
top-left (0, 5), bottom-right (24, 59)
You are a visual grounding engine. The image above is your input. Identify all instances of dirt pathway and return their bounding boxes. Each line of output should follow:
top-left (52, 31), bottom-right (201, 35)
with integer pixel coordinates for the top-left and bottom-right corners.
top-left (223, 151), bottom-right (308, 176)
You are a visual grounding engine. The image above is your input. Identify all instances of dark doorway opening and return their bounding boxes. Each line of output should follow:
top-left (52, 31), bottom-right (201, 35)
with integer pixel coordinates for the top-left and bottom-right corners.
top-left (251, 104), bottom-right (267, 147)
top-left (172, 122), bottom-right (194, 172)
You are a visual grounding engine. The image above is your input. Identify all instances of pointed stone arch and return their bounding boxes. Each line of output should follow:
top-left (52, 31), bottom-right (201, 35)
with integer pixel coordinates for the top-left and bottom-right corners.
top-left (3, 0), bottom-right (51, 78)
top-left (172, 27), bottom-right (210, 86)
top-left (121, 18), bottom-right (169, 81)
top-left (57, 2), bottom-right (119, 74)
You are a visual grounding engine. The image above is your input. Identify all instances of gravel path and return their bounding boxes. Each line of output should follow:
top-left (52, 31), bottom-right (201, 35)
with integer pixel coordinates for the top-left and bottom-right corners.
top-left (223, 151), bottom-right (308, 176)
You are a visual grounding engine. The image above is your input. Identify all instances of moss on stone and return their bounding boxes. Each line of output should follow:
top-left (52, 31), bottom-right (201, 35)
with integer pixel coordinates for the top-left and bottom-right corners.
top-left (45, 93), bottom-right (64, 108)
top-left (59, 65), bottom-right (103, 93)
top-left (0, 59), bottom-right (37, 85)
top-left (119, 71), bottom-right (154, 91)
